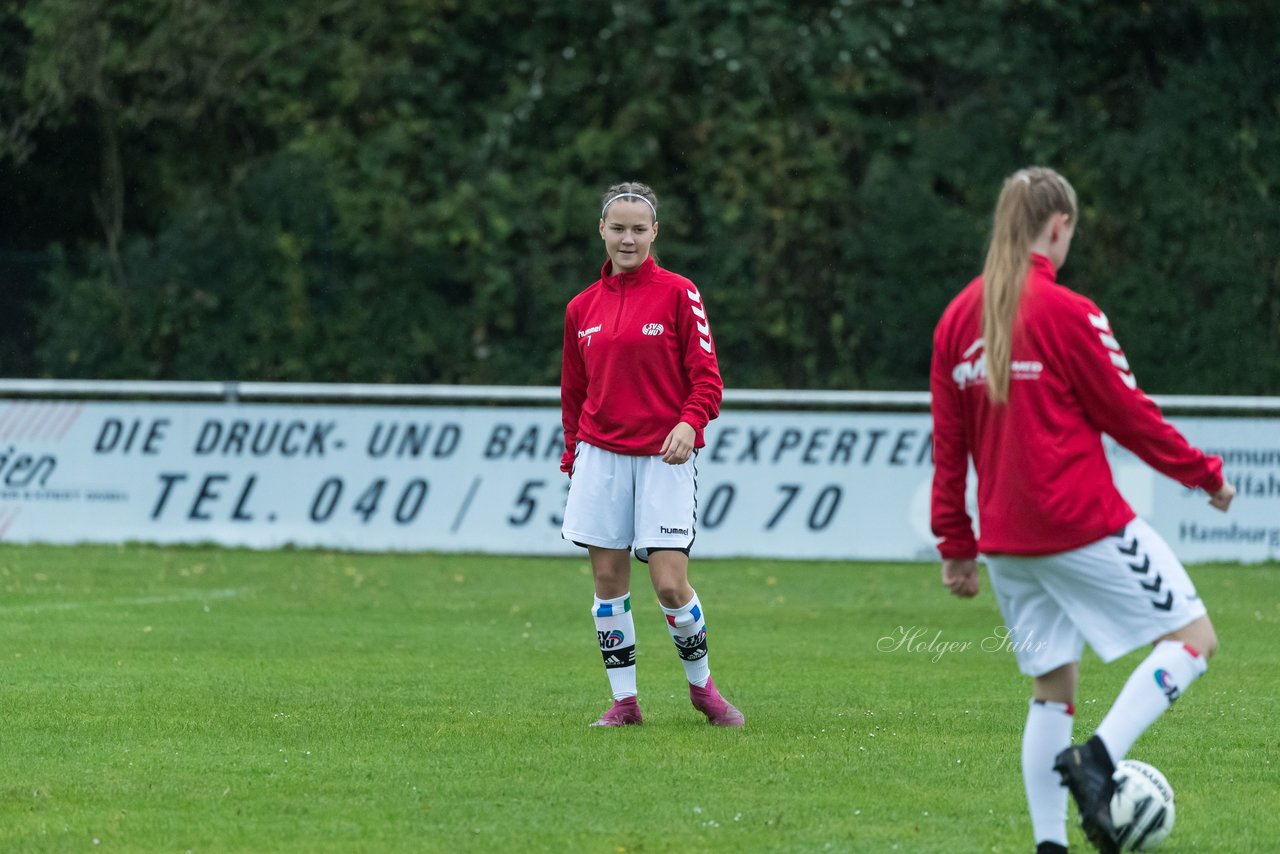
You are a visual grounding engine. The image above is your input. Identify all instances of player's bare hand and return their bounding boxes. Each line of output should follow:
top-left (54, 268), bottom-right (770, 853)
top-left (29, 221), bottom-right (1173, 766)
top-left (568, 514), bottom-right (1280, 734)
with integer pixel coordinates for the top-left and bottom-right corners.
top-left (1208, 481), bottom-right (1235, 512)
top-left (660, 422), bottom-right (696, 465)
top-left (942, 559), bottom-right (980, 598)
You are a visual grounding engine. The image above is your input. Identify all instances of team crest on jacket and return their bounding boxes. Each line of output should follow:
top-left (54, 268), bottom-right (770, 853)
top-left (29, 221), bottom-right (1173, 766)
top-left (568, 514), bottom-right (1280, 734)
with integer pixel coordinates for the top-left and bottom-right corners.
top-left (641, 323), bottom-right (664, 336)
top-left (952, 338), bottom-right (987, 389)
top-left (952, 337), bottom-right (1043, 388)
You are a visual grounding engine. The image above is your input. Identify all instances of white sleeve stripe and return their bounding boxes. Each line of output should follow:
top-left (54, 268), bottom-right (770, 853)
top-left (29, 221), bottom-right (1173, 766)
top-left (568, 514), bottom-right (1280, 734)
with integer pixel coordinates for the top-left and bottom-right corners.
top-left (691, 305), bottom-right (706, 319)
top-left (1109, 352), bottom-right (1130, 370)
top-left (1088, 312), bottom-right (1111, 331)
top-left (1098, 333), bottom-right (1121, 351)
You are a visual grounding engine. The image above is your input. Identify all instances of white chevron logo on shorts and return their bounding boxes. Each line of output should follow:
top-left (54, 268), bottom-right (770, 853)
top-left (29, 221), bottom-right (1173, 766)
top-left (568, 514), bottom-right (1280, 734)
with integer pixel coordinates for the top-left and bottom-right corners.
top-left (687, 287), bottom-right (712, 353)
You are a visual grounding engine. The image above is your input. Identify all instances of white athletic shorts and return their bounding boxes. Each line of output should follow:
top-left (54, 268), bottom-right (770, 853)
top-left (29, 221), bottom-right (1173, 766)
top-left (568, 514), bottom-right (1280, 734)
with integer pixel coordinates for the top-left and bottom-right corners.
top-left (985, 517), bottom-right (1207, 677)
top-left (561, 441), bottom-right (698, 562)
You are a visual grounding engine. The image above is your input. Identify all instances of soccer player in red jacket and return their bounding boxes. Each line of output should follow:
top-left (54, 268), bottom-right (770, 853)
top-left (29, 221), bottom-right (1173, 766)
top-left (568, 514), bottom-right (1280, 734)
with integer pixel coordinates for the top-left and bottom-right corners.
top-left (560, 181), bottom-right (743, 728)
top-left (930, 167), bottom-right (1235, 853)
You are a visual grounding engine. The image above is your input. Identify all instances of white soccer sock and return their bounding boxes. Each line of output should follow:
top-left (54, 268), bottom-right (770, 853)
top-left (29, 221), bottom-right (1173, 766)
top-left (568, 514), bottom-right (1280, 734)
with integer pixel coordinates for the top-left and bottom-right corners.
top-left (661, 591), bottom-right (710, 688)
top-left (1096, 640), bottom-right (1208, 763)
top-left (593, 593), bottom-right (637, 700)
top-left (1023, 699), bottom-right (1073, 848)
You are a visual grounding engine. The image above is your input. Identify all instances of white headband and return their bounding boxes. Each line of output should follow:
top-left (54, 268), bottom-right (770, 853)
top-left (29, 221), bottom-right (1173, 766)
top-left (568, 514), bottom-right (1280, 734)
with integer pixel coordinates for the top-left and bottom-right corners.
top-left (601, 192), bottom-right (657, 221)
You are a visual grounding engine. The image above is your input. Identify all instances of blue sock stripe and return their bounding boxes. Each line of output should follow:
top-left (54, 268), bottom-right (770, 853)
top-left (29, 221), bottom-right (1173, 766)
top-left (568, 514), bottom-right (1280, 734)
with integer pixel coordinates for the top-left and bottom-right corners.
top-left (593, 596), bottom-right (631, 618)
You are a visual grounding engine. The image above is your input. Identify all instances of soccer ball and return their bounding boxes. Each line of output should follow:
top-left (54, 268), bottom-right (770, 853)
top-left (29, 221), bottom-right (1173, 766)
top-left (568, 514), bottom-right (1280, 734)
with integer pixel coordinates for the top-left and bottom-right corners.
top-left (1109, 759), bottom-right (1176, 851)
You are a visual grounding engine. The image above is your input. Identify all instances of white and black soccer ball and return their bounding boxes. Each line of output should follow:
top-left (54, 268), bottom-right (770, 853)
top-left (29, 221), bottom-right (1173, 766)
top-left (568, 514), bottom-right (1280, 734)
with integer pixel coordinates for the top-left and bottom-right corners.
top-left (1109, 759), bottom-right (1176, 851)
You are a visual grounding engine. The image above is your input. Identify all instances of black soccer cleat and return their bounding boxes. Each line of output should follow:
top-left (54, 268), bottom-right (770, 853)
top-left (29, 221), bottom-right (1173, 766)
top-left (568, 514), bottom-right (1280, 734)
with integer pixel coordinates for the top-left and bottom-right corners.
top-left (1035, 843), bottom-right (1068, 854)
top-left (1054, 735), bottom-right (1120, 854)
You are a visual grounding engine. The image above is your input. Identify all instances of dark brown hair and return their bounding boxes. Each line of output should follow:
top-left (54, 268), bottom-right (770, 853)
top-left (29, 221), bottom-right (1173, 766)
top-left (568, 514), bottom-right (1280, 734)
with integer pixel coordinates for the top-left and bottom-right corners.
top-left (600, 182), bottom-right (658, 223)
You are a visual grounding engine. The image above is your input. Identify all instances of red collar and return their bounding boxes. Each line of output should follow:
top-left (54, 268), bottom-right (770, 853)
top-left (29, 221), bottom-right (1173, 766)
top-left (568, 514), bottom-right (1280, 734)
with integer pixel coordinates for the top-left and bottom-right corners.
top-left (1029, 253), bottom-right (1057, 279)
top-left (600, 255), bottom-right (657, 285)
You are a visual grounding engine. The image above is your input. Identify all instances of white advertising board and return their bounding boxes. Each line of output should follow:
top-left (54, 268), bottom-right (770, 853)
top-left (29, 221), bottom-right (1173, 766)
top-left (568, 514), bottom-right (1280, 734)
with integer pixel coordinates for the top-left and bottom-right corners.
top-left (0, 400), bottom-right (1275, 562)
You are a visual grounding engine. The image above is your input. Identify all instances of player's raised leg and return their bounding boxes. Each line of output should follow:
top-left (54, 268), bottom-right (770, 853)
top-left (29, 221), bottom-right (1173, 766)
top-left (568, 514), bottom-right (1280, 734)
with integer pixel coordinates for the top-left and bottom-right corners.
top-left (1091, 524), bottom-right (1216, 765)
top-left (1094, 629), bottom-right (1212, 759)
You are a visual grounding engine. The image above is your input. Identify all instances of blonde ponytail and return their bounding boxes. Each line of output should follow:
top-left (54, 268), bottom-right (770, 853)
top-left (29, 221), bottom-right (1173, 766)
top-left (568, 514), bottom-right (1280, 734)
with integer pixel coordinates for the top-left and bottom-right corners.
top-left (981, 167), bottom-right (1077, 403)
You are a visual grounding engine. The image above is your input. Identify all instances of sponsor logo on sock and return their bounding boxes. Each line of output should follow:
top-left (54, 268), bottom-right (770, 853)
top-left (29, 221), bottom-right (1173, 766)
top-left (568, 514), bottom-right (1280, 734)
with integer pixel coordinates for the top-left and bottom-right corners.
top-left (597, 629), bottom-right (625, 650)
top-left (673, 630), bottom-right (708, 661)
top-left (1154, 668), bottom-right (1181, 703)
top-left (673, 630), bottom-right (707, 649)
top-left (601, 645), bottom-right (636, 669)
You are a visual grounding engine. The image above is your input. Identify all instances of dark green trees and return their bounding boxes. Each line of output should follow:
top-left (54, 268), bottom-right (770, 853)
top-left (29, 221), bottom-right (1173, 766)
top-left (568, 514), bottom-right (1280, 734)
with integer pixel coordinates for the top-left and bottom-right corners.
top-left (2, 1), bottom-right (1277, 392)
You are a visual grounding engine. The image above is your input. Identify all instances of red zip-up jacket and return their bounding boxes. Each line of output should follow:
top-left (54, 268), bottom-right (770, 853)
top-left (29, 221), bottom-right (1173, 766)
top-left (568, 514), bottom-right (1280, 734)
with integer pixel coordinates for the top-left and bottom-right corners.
top-left (561, 256), bottom-right (723, 472)
top-left (930, 254), bottom-right (1224, 559)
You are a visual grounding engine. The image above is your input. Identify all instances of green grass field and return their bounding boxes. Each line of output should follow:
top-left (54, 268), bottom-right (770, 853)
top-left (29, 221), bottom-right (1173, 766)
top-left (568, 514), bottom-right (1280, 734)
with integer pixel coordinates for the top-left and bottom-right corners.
top-left (0, 545), bottom-right (1274, 853)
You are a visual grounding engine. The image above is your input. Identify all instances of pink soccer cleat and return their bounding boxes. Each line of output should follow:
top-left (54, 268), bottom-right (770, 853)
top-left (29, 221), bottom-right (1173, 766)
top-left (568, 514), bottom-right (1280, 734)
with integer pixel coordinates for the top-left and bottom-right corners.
top-left (589, 696), bottom-right (643, 727)
top-left (690, 677), bottom-right (745, 727)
